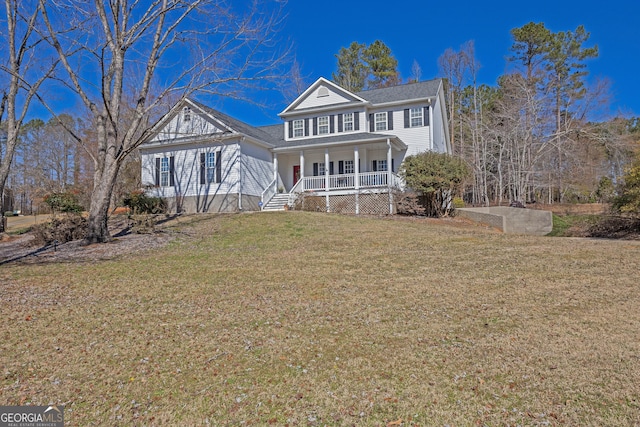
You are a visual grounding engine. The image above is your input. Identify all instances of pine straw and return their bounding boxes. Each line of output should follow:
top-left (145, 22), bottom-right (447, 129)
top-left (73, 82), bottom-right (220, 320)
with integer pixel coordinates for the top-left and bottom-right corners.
top-left (1, 212), bottom-right (639, 426)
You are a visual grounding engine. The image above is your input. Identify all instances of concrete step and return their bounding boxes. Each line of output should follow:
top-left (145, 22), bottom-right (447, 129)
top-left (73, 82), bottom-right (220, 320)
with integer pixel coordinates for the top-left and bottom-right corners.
top-left (262, 193), bottom-right (290, 211)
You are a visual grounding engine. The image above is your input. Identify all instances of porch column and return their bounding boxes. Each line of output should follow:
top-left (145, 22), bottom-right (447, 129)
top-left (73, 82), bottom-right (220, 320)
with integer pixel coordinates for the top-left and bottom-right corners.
top-left (299, 150), bottom-right (305, 190)
top-left (325, 149), bottom-right (330, 211)
top-left (273, 153), bottom-right (278, 185)
top-left (387, 138), bottom-right (393, 214)
top-left (354, 146), bottom-right (360, 215)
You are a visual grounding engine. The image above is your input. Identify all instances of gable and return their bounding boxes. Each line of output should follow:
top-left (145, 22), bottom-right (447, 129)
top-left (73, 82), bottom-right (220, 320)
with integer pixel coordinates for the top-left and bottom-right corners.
top-left (280, 77), bottom-right (365, 116)
top-left (149, 103), bottom-right (229, 143)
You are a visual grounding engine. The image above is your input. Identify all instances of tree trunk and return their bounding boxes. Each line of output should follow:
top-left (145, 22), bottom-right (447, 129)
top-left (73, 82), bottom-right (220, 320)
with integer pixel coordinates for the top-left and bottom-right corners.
top-left (85, 154), bottom-right (121, 243)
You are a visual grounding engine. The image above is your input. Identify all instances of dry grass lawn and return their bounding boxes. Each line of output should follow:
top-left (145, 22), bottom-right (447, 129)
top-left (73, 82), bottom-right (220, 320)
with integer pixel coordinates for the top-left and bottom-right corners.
top-left (1, 211), bottom-right (639, 426)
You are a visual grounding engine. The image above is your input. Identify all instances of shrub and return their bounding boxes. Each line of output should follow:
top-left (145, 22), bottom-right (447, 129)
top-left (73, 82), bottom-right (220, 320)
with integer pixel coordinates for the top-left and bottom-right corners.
top-left (31, 214), bottom-right (88, 246)
top-left (123, 191), bottom-right (167, 214)
top-left (4, 211), bottom-right (15, 217)
top-left (399, 152), bottom-right (470, 217)
top-left (612, 159), bottom-right (640, 216)
top-left (44, 191), bottom-right (84, 214)
top-left (395, 191), bottom-right (425, 216)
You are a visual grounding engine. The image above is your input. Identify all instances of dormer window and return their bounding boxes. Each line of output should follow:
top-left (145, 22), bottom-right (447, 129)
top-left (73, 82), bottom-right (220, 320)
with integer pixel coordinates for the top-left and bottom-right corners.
top-left (183, 107), bottom-right (191, 122)
top-left (317, 86), bottom-right (329, 97)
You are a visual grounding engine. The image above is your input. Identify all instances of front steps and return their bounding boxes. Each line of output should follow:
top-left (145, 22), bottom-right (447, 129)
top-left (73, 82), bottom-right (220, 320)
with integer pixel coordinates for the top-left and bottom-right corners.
top-left (262, 193), bottom-right (290, 211)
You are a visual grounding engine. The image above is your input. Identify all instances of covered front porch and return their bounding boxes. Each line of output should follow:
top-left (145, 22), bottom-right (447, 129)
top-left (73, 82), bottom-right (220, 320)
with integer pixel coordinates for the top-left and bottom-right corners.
top-left (261, 135), bottom-right (406, 213)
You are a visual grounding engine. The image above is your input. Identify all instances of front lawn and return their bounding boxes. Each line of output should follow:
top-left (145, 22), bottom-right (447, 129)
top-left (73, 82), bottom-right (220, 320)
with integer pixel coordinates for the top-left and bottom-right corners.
top-left (1, 212), bottom-right (638, 425)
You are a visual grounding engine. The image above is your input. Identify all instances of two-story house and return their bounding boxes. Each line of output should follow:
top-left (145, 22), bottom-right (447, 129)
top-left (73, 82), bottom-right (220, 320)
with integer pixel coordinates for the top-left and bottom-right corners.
top-left (139, 77), bottom-right (451, 214)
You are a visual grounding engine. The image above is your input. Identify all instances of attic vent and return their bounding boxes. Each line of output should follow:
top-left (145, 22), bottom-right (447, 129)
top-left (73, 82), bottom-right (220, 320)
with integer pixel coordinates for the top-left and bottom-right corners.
top-left (317, 86), bottom-right (329, 97)
top-left (183, 107), bottom-right (191, 122)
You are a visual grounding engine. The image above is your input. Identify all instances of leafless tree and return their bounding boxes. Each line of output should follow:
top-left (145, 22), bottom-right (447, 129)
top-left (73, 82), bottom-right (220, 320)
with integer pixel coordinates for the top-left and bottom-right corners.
top-left (0, 0), bottom-right (57, 231)
top-left (38, 0), bottom-right (289, 242)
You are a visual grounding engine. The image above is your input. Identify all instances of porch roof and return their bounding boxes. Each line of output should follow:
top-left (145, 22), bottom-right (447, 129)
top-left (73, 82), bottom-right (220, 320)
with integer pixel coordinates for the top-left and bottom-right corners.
top-left (260, 126), bottom-right (407, 152)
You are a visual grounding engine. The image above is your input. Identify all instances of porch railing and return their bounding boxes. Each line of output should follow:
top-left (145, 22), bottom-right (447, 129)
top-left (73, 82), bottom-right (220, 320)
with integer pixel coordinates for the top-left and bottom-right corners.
top-left (260, 178), bottom-right (277, 209)
top-left (302, 172), bottom-right (399, 192)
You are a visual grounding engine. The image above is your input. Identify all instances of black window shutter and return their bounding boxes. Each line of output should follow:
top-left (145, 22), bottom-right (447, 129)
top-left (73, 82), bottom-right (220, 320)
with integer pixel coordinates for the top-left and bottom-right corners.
top-left (169, 156), bottom-right (175, 187)
top-left (404, 109), bottom-right (410, 128)
top-left (313, 162), bottom-right (318, 176)
top-left (338, 114), bottom-right (343, 132)
top-left (354, 112), bottom-right (360, 130)
top-left (424, 106), bottom-right (430, 126)
top-left (369, 114), bottom-right (374, 132)
top-left (288, 121), bottom-right (293, 138)
top-left (215, 150), bottom-right (222, 183)
top-left (338, 160), bottom-right (344, 174)
top-left (305, 119), bottom-right (309, 136)
top-left (313, 117), bottom-right (318, 136)
top-left (200, 153), bottom-right (206, 185)
top-left (392, 158), bottom-right (395, 172)
top-left (155, 158), bottom-right (160, 186)
top-left (329, 162), bottom-right (334, 175)
top-left (330, 115), bottom-right (335, 133)
top-left (372, 160), bottom-right (378, 172)
top-left (387, 111), bottom-right (393, 130)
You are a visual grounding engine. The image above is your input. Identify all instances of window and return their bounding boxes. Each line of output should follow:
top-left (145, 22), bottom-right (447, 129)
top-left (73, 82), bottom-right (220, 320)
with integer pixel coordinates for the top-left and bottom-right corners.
top-left (183, 107), bottom-right (191, 122)
top-left (318, 116), bottom-right (329, 135)
top-left (206, 152), bottom-right (216, 183)
top-left (293, 119), bottom-right (304, 138)
top-left (317, 86), bottom-right (329, 97)
top-left (375, 112), bottom-right (387, 131)
top-left (373, 159), bottom-right (387, 172)
top-left (344, 160), bottom-right (354, 174)
top-left (160, 157), bottom-right (170, 186)
top-left (313, 162), bottom-right (326, 176)
top-left (410, 107), bottom-right (423, 127)
top-left (343, 113), bottom-right (354, 132)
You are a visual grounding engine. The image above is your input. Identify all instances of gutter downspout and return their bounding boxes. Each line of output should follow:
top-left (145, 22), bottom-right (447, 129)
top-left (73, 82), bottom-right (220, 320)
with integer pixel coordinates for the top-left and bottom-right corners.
top-left (238, 138), bottom-right (243, 211)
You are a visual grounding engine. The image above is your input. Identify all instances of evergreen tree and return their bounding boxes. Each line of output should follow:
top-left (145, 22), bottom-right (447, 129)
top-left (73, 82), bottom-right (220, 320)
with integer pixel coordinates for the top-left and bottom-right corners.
top-left (332, 40), bottom-right (399, 91)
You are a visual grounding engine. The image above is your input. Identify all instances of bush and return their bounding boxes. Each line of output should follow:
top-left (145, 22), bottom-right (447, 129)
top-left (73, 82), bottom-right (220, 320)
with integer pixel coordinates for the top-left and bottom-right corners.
top-left (31, 214), bottom-right (88, 246)
top-left (612, 159), bottom-right (640, 216)
top-left (123, 191), bottom-right (167, 214)
top-left (395, 191), bottom-right (425, 216)
top-left (44, 191), bottom-right (84, 214)
top-left (4, 211), bottom-right (15, 217)
top-left (399, 152), bottom-right (470, 217)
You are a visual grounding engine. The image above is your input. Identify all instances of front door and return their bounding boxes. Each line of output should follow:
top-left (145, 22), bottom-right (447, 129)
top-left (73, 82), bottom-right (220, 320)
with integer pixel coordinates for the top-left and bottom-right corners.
top-left (293, 165), bottom-right (301, 186)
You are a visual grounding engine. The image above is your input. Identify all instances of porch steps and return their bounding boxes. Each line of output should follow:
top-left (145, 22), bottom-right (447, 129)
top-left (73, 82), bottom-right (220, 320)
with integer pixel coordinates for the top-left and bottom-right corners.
top-left (262, 193), bottom-right (290, 211)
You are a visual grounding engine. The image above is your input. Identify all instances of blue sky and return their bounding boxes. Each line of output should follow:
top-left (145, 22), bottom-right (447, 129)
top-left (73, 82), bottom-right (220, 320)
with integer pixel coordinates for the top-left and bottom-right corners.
top-left (223, 0), bottom-right (640, 126)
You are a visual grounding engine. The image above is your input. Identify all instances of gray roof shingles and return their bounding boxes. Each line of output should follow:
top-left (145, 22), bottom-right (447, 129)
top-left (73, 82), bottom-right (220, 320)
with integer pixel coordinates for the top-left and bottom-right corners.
top-left (180, 79), bottom-right (442, 148)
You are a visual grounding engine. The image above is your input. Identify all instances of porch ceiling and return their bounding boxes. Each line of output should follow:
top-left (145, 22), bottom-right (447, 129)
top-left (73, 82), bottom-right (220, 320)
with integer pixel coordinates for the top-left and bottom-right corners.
top-left (272, 133), bottom-right (406, 153)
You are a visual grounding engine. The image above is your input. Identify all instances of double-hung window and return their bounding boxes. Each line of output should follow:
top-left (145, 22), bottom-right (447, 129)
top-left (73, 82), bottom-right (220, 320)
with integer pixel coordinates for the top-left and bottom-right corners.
top-left (373, 159), bottom-right (387, 172)
top-left (206, 152), bottom-right (216, 183)
top-left (160, 157), bottom-right (170, 187)
top-left (343, 113), bottom-right (354, 132)
top-left (344, 160), bottom-right (354, 174)
top-left (293, 119), bottom-right (304, 138)
top-left (375, 112), bottom-right (387, 131)
top-left (410, 107), bottom-right (423, 127)
top-left (318, 116), bottom-right (330, 135)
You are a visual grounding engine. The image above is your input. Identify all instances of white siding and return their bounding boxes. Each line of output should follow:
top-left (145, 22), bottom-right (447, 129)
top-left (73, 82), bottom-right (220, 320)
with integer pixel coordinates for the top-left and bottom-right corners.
top-left (150, 110), bottom-right (225, 142)
top-left (239, 139), bottom-right (273, 197)
top-left (366, 108), bottom-right (432, 156)
top-left (141, 140), bottom-right (241, 200)
top-left (295, 86), bottom-right (352, 110)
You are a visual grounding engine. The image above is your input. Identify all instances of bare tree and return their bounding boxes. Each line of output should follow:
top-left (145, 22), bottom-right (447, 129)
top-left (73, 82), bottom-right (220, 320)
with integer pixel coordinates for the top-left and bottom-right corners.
top-left (0, 0), bottom-right (57, 231)
top-left (38, 0), bottom-right (289, 242)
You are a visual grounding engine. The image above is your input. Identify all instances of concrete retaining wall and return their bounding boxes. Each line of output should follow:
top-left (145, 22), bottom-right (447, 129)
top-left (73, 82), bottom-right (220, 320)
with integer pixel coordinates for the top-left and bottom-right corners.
top-left (457, 207), bottom-right (553, 236)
